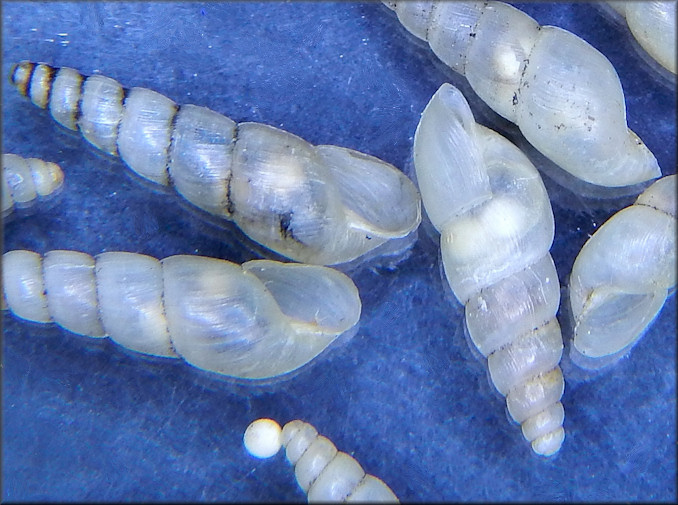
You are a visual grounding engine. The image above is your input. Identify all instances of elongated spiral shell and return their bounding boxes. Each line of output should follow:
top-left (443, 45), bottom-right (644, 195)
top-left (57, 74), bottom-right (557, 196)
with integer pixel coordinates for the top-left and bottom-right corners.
top-left (243, 418), bottom-right (398, 503)
top-left (8, 61), bottom-right (421, 266)
top-left (569, 175), bottom-right (676, 367)
top-left (1, 249), bottom-right (361, 380)
top-left (2, 153), bottom-right (64, 218)
top-left (608, 1), bottom-right (677, 74)
top-left (414, 83), bottom-right (565, 456)
top-left (384, 0), bottom-right (661, 188)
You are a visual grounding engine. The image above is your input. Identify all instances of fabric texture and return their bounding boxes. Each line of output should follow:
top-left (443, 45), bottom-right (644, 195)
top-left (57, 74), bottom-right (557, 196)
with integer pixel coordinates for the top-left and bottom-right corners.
top-left (2, 2), bottom-right (675, 501)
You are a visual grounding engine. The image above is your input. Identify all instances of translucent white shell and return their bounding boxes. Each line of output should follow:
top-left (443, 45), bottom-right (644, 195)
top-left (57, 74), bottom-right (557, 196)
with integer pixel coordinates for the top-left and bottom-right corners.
top-left (244, 418), bottom-right (399, 503)
top-left (384, 0), bottom-right (661, 188)
top-left (609, 1), bottom-right (677, 74)
top-left (569, 175), bottom-right (677, 366)
top-left (1, 249), bottom-right (361, 380)
top-left (9, 61), bottom-right (421, 265)
top-left (414, 83), bottom-right (565, 457)
top-left (2, 153), bottom-right (64, 218)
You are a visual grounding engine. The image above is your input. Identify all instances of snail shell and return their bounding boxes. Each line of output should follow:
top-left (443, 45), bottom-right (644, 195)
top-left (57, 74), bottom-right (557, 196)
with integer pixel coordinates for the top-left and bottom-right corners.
top-left (569, 175), bottom-right (677, 367)
top-left (8, 61), bottom-right (421, 266)
top-left (384, 0), bottom-right (661, 188)
top-left (243, 418), bottom-right (399, 503)
top-left (1, 249), bottom-right (361, 380)
top-left (2, 153), bottom-right (64, 218)
top-left (414, 83), bottom-right (565, 457)
top-left (608, 1), bottom-right (677, 74)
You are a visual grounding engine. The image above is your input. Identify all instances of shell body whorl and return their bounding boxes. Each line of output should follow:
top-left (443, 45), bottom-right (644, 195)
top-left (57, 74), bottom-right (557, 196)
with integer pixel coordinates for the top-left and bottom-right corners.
top-left (414, 83), bottom-right (565, 457)
top-left (386, 0), bottom-right (661, 188)
top-left (2, 153), bottom-right (64, 218)
top-left (9, 61), bottom-right (421, 266)
top-left (569, 175), bottom-right (677, 366)
top-left (2, 249), bottom-right (361, 380)
top-left (609, 1), bottom-right (677, 74)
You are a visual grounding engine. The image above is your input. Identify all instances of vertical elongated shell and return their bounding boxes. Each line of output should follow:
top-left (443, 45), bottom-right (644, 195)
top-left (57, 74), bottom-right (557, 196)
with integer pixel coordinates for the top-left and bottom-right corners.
top-left (8, 61), bottom-right (421, 265)
top-left (569, 175), bottom-right (677, 366)
top-left (608, 1), bottom-right (677, 74)
top-left (1, 249), bottom-right (361, 379)
top-left (243, 418), bottom-right (399, 503)
top-left (414, 83), bottom-right (565, 457)
top-left (384, 0), bottom-right (661, 187)
top-left (2, 153), bottom-right (64, 217)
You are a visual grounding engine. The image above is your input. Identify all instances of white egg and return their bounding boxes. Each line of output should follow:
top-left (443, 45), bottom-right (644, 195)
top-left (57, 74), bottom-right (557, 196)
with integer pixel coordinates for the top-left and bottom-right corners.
top-left (244, 419), bottom-right (283, 459)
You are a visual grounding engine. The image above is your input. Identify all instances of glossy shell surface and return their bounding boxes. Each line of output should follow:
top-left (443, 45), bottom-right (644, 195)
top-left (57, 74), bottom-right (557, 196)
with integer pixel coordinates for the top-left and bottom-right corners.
top-left (569, 175), bottom-right (676, 367)
top-left (2, 250), bottom-right (361, 380)
top-left (414, 83), bottom-right (565, 456)
top-left (607, 1), bottom-right (677, 74)
top-left (385, 0), bottom-right (664, 187)
top-left (9, 60), bottom-right (421, 266)
top-left (2, 153), bottom-right (64, 217)
top-left (244, 418), bottom-right (399, 502)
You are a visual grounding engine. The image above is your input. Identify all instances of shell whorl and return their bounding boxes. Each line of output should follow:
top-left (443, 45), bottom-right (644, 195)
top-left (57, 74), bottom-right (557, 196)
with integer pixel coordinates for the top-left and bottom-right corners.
top-left (244, 418), bottom-right (399, 502)
top-left (8, 61), bottom-right (421, 266)
top-left (1, 249), bottom-right (361, 380)
top-left (608, 1), bottom-right (677, 74)
top-left (414, 83), bottom-right (565, 456)
top-left (569, 175), bottom-right (677, 368)
top-left (385, 0), bottom-right (661, 188)
top-left (2, 153), bottom-right (64, 218)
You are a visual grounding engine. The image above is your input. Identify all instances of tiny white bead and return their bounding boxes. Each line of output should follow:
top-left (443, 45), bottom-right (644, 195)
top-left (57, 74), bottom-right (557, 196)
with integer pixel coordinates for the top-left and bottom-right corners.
top-left (244, 419), bottom-right (283, 459)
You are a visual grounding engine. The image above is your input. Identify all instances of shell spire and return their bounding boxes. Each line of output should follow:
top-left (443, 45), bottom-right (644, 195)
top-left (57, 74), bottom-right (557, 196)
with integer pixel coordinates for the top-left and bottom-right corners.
top-left (414, 83), bottom-right (565, 456)
top-left (9, 60), bottom-right (421, 265)
top-left (244, 418), bottom-right (399, 502)
top-left (2, 153), bottom-right (64, 218)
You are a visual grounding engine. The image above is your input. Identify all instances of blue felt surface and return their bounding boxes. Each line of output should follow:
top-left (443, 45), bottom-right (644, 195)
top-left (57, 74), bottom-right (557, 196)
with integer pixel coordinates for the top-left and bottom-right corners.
top-left (2, 2), bottom-right (676, 502)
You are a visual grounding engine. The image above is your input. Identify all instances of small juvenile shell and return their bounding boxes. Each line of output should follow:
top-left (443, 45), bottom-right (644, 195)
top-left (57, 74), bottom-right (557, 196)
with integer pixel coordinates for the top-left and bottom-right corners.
top-left (9, 61), bottom-right (421, 266)
top-left (2, 249), bottom-right (362, 380)
top-left (244, 418), bottom-right (399, 503)
top-left (384, 0), bottom-right (661, 188)
top-left (2, 153), bottom-right (64, 218)
top-left (414, 83), bottom-right (565, 456)
top-left (569, 175), bottom-right (676, 367)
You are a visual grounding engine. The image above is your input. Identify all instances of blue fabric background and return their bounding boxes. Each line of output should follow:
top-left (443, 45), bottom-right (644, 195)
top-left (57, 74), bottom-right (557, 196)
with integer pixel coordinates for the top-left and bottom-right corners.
top-left (2, 2), bottom-right (676, 502)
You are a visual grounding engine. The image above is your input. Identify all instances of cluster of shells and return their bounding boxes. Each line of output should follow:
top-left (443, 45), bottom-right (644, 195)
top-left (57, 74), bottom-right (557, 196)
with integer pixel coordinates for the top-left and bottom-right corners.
top-left (2, 2), bottom-right (675, 502)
